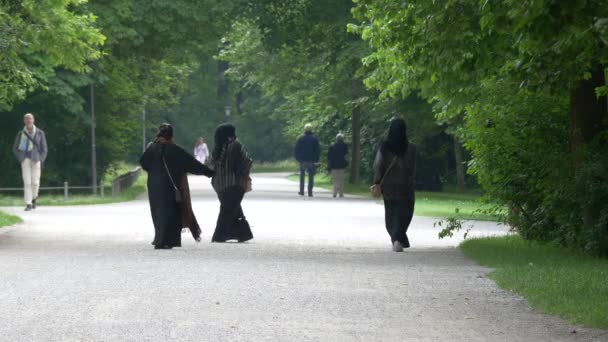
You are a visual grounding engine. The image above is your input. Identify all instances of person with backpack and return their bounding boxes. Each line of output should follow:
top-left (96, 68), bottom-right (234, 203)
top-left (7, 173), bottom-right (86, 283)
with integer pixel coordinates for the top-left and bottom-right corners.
top-left (12, 113), bottom-right (48, 211)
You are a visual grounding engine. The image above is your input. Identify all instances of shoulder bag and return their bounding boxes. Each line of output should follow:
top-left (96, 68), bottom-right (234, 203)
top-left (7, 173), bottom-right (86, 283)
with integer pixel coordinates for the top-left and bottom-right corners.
top-left (162, 151), bottom-right (183, 203)
top-left (370, 156), bottom-right (398, 198)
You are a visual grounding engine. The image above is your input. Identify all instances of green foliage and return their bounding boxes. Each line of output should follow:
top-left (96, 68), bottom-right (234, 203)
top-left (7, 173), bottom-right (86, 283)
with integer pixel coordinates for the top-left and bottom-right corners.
top-left (252, 160), bottom-right (298, 173)
top-left (351, 0), bottom-right (608, 115)
top-left (435, 214), bottom-right (468, 240)
top-left (351, 0), bottom-right (608, 254)
top-left (462, 235), bottom-right (608, 328)
top-left (154, 56), bottom-right (226, 150)
top-left (87, 0), bottom-right (232, 61)
top-left (1, 0), bottom-right (234, 187)
top-left (219, 12), bottom-right (458, 188)
top-left (0, 0), bottom-right (104, 109)
top-left (232, 91), bottom-right (293, 162)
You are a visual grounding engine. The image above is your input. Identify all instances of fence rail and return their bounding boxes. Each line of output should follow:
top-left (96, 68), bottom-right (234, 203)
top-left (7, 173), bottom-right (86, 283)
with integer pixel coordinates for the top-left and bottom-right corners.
top-left (112, 167), bottom-right (142, 196)
top-left (0, 166), bottom-right (142, 199)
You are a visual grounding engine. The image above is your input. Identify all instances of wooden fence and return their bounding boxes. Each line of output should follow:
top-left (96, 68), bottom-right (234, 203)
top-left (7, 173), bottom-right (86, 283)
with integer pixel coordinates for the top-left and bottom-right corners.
top-left (111, 167), bottom-right (142, 196)
top-left (0, 167), bottom-right (142, 199)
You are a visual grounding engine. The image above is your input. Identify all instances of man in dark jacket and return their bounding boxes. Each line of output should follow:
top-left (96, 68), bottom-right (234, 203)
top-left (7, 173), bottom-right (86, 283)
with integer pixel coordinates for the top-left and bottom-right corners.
top-left (294, 123), bottom-right (320, 197)
top-left (328, 133), bottom-right (348, 198)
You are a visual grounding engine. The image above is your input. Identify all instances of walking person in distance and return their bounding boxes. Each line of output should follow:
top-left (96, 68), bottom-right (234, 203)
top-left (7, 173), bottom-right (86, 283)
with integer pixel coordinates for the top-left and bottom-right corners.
top-left (194, 136), bottom-right (210, 164)
top-left (294, 123), bottom-right (320, 197)
top-left (12, 113), bottom-right (48, 211)
top-left (373, 118), bottom-right (416, 252)
top-left (327, 133), bottom-right (348, 198)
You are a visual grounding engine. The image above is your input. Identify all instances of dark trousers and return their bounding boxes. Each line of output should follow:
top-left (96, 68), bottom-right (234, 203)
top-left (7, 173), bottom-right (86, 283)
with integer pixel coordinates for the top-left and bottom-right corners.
top-left (384, 197), bottom-right (415, 247)
top-left (212, 186), bottom-right (253, 242)
top-left (299, 162), bottom-right (316, 195)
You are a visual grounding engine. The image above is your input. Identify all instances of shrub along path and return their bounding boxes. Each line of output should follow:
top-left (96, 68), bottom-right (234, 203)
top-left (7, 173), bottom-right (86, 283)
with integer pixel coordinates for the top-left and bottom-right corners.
top-left (0, 173), bottom-right (604, 341)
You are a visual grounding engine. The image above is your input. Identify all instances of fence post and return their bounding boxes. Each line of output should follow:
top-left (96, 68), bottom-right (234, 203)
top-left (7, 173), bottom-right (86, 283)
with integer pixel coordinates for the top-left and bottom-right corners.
top-left (64, 181), bottom-right (68, 199)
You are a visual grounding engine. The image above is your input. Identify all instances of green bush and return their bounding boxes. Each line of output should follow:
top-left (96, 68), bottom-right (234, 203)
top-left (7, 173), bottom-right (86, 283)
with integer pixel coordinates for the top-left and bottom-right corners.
top-left (466, 84), bottom-right (608, 255)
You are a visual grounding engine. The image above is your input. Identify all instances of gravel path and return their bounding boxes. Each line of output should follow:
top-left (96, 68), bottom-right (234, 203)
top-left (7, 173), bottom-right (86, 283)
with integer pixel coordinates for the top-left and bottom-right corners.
top-left (0, 173), bottom-right (605, 341)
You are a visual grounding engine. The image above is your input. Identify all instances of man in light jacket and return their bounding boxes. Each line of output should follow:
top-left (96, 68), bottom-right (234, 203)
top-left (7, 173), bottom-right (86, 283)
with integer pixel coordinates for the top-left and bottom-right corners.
top-left (13, 113), bottom-right (48, 211)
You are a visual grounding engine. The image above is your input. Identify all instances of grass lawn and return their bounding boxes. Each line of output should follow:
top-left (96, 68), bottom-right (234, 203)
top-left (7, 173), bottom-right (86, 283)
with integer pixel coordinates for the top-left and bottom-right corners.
top-left (252, 160), bottom-right (299, 173)
top-left (0, 163), bottom-right (147, 206)
top-left (461, 235), bottom-right (608, 328)
top-left (0, 211), bottom-right (22, 228)
top-left (415, 191), bottom-right (500, 221)
top-left (288, 173), bottom-right (502, 221)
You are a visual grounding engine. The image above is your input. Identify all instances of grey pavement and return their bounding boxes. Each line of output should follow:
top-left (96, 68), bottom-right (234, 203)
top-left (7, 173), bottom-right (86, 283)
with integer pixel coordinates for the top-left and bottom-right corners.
top-left (0, 173), bottom-right (606, 341)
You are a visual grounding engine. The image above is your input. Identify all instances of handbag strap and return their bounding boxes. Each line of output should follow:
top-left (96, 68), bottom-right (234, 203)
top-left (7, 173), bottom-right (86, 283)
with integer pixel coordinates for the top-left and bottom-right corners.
top-left (23, 131), bottom-right (41, 152)
top-left (161, 149), bottom-right (179, 191)
top-left (379, 156), bottom-right (398, 187)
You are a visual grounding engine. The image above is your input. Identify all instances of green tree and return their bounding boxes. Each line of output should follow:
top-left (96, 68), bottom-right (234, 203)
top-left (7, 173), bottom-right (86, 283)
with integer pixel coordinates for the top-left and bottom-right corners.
top-left (219, 5), bottom-right (457, 187)
top-left (221, 0), bottom-right (372, 182)
top-left (1, 0), bottom-right (235, 187)
top-left (351, 0), bottom-right (608, 254)
top-left (0, 0), bottom-right (104, 110)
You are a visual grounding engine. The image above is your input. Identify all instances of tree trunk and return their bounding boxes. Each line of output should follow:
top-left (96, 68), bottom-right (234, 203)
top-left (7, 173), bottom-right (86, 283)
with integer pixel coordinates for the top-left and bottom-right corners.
top-left (350, 104), bottom-right (361, 184)
top-left (570, 67), bottom-right (607, 152)
top-left (217, 60), bottom-right (230, 118)
top-left (570, 66), bottom-right (607, 249)
top-left (453, 136), bottom-right (466, 192)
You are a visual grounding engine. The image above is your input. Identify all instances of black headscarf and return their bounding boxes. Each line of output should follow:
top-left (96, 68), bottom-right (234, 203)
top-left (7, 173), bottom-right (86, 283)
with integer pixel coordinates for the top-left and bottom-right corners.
top-left (212, 123), bottom-right (236, 162)
top-left (156, 123), bottom-right (173, 140)
top-left (154, 123), bottom-right (174, 145)
top-left (149, 123), bottom-right (201, 241)
top-left (381, 118), bottom-right (409, 157)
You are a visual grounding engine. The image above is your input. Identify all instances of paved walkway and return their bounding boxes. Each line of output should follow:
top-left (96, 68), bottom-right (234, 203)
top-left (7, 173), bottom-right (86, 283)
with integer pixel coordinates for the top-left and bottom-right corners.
top-left (0, 173), bottom-right (605, 341)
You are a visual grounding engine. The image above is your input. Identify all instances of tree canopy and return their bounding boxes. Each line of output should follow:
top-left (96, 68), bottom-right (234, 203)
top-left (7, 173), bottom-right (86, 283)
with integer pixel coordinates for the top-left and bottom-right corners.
top-left (350, 0), bottom-right (608, 254)
top-left (0, 0), bottom-right (104, 109)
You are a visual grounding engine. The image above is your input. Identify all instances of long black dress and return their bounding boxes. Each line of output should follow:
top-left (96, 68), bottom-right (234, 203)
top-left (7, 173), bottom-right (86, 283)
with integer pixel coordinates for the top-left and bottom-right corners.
top-left (373, 144), bottom-right (416, 247)
top-left (211, 140), bottom-right (253, 242)
top-left (140, 142), bottom-right (214, 248)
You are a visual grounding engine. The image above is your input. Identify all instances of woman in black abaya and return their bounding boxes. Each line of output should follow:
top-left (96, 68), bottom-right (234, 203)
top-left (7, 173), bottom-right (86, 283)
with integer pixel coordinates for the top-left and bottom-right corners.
top-left (140, 123), bottom-right (214, 249)
top-left (211, 123), bottom-right (254, 243)
top-left (373, 118), bottom-right (416, 252)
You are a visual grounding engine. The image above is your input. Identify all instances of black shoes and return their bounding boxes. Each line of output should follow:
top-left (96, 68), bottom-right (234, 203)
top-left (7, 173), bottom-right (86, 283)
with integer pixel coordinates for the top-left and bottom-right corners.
top-left (154, 245), bottom-right (173, 250)
top-left (25, 198), bottom-right (39, 211)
